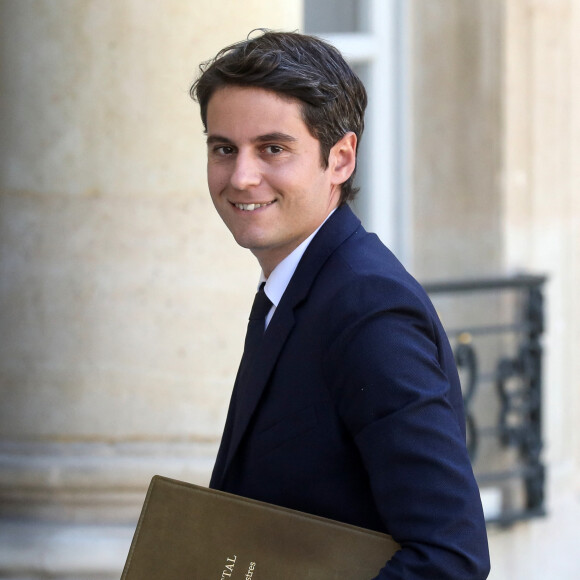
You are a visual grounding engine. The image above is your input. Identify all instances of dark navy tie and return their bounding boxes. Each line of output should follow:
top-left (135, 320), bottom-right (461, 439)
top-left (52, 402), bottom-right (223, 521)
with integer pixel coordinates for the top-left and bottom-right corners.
top-left (233, 282), bottom-right (272, 425)
top-left (241, 282), bottom-right (272, 368)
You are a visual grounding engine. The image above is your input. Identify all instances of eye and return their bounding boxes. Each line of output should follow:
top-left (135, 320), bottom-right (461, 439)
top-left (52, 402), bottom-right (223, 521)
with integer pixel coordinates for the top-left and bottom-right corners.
top-left (264, 145), bottom-right (284, 155)
top-left (212, 145), bottom-right (235, 156)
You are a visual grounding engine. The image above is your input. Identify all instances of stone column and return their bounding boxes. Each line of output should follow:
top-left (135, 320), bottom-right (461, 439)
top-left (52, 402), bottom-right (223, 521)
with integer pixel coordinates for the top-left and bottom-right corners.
top-left (409, 1), bottom-right (580, 578)
top-left (494, 1), bottom-right (580, 577)
top-left (0, 1), bottom-right (301, 577)
top-left (409, 0), bottom-right (504, 280)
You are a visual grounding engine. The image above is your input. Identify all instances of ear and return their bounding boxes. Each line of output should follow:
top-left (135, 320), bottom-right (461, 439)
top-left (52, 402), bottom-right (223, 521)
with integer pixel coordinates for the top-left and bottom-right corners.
top-left (329, 132), bottom-right (357, 186)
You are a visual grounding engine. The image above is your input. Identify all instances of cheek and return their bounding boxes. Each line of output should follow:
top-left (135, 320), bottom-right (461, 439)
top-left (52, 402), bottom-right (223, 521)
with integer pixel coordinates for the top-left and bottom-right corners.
top-left (207, 164), bottom-right (227, 195)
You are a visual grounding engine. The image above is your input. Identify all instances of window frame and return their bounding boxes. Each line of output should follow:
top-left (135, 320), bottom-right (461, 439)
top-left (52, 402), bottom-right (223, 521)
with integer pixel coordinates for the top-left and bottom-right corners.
top-left (304, 0), bottom-right (410, 263)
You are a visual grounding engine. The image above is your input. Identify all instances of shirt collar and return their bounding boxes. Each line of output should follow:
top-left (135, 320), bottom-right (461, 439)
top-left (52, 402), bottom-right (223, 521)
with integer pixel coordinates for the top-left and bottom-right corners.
top-left (260, 209), bottom-right (336, 307)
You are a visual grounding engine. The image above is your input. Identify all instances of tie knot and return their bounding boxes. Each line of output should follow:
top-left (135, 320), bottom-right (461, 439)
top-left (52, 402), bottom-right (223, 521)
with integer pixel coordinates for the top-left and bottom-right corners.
top-left (249, 283), bottom-right (272, 321)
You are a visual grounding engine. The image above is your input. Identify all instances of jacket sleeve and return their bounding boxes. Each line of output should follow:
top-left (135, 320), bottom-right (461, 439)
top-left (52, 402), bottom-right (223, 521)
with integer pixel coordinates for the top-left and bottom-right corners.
top-left (323, 278), bottom-right (491, 579)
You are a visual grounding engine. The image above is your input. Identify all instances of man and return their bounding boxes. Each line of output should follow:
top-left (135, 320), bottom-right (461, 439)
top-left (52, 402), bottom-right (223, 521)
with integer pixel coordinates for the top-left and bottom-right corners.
top-left (191, 30), bottom-right (490, 579)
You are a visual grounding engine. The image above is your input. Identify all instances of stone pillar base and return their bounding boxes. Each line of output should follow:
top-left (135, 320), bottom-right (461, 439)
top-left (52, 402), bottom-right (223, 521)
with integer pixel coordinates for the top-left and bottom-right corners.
top-left (0, 521), bottom-right (132, 580)
top-left (0, 441), bottom-right (216, 578)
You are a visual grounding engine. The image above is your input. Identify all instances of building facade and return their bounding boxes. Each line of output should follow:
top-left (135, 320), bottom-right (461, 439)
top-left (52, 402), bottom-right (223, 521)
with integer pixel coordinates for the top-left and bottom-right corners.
top-left (0, 1), bottom-right (578, 578)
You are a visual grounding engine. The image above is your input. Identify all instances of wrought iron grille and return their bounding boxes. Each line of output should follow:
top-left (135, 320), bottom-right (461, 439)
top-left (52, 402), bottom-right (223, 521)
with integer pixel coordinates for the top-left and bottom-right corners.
top-left (424, 275), bottom-right (547, 526)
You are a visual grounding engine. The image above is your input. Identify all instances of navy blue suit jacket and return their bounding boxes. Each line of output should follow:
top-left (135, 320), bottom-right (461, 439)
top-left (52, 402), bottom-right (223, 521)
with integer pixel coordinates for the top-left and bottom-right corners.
top-left (210, 205), bottom-right (490, 579)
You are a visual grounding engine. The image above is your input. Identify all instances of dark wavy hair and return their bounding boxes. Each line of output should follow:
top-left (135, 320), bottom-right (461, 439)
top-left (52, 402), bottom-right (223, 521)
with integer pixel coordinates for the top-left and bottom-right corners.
top-left (190, 30), bottom-right (367, 203)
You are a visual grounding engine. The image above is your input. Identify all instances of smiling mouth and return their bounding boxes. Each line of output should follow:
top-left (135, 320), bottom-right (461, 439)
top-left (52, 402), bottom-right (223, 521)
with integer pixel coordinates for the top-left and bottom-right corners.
top-left (233, 201), bottom-right (275, 211)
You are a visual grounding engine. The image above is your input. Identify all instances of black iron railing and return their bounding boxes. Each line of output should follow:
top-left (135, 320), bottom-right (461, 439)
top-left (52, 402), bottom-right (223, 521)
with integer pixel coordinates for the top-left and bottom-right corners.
top-left (424, 275), bottom-right (547, 526)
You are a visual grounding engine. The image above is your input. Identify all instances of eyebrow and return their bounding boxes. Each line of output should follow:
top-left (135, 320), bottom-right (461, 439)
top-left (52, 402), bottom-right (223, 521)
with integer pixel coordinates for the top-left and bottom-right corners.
top-left (206, 132), bottom-right (298, 146)
top-left (254, 132), bottom-right (298, 144)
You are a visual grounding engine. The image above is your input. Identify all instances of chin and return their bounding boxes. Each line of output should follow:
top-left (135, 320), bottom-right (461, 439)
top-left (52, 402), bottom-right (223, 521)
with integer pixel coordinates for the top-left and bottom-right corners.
top-left (226, 223), bottom-right (265, 245)
top-left (231, 233), bottom-right (268, 252)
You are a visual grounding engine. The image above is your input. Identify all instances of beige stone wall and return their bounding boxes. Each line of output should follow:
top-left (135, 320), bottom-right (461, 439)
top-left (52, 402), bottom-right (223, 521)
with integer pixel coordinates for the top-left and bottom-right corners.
top-left (409, 0), bottom-right (503, 280)
top-left (0, 0), bottom-right (301, 444)
top-left (493, 1), bottom-right (580, 578)
top-left (2, 1), bottom-right (579, 577)
top-left (410, 1), bottom-right (580, 578)
top-left (503, 0), bottom-right (580, 471)
top-left (0, 1), bottom-right (302, 577)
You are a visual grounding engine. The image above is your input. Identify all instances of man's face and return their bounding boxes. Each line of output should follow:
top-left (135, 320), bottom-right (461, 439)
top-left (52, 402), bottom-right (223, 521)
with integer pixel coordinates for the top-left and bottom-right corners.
top-left (206, 86), bottom-right (348, 276)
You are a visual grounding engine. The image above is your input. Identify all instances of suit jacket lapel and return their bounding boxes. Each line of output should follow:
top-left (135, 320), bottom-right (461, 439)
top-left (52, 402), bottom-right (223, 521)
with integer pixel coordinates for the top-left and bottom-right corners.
top-left (214, 205), bottom-right (362, 488)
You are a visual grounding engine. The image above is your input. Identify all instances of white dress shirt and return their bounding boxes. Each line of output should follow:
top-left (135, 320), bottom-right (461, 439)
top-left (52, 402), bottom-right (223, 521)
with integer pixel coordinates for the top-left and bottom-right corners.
top-left (260, 210), bottom-right (335, 329)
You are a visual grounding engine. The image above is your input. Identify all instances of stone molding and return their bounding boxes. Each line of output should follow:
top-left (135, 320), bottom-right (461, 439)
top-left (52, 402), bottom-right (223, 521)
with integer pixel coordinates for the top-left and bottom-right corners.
top-left (0, 520), bottom-right (132, 580)
top-left (0, 441), bottom-right (215, 523)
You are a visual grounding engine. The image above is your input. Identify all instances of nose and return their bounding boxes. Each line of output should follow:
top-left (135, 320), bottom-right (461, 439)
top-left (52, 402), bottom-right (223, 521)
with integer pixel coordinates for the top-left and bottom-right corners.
top-left (230, 150), bottom-right (261, 190)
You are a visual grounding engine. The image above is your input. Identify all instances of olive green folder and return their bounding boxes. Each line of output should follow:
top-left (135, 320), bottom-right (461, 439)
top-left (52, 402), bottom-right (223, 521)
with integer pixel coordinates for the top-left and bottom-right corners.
top-left (121, 475), bottom-right (400, 579)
